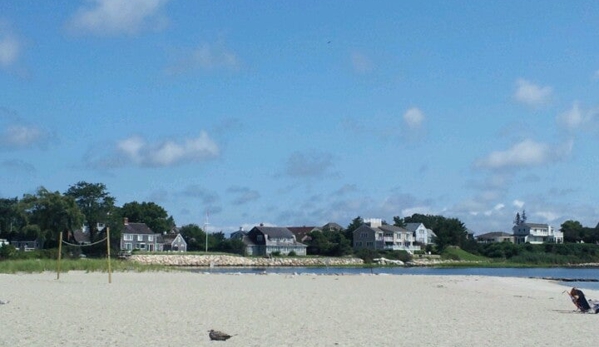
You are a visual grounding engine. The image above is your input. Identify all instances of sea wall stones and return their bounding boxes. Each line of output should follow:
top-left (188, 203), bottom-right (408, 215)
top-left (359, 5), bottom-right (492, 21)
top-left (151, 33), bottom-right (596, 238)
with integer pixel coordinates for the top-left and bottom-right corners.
top-left (129, 254), bottom-right (364, 267)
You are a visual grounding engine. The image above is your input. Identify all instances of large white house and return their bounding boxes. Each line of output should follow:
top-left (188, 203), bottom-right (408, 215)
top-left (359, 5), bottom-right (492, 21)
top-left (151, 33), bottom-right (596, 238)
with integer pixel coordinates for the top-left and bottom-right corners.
top-left (405, 223), bottom-right (436, 245)
top-left (353, 219), bottom-right (420, 254)
top-left (512, 223), bottom-right (563, 244)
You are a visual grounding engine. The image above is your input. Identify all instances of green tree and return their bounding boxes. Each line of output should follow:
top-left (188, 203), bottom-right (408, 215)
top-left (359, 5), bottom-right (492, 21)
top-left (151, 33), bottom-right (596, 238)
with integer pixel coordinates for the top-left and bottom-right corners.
top-left (18, 187), bottom-right (84, 247)
top-left (560, 220), bottom-right (584, 243)
top-left (120, 201), bottom-right (174, 234)
top-left (179, 224), bottom-right (206, 251)
top-left (0, 197), bottom-right (22, 239)
top-left (65, 182), bottom-right (115, 242)
top-left (392, 216), bottom-right (406, 228)
top-left (344, 216), bottom-right (363, 242)
top-left (404, 213), bottom-right (468, 251)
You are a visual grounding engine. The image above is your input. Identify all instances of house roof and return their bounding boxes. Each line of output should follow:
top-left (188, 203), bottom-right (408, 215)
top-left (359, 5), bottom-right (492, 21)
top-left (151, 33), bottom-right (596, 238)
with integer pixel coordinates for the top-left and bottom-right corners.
top-left (287, 226), bottom-right (317, 240)
top-left (322, 222), bottom-right (344, 231)
top-left (124, 222), bottom-right (155, 235)
top-left (404, 223), bottom-right (424, 232)
top-left (522, 223), bottom-right (549, 228)
top-left (72, 230), bottom-right (91, 243)
top-left (379, 225), bottom-right (409, 233)
top-left (477, 232), bottom-right (513, 239)
top-left (253, 226), bottom-right (295, 239)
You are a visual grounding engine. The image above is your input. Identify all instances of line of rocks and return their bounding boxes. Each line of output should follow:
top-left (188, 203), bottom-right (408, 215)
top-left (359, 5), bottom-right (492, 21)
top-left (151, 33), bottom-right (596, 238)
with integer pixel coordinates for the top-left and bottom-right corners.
top-left (129, 254), bottom-right (364, 267)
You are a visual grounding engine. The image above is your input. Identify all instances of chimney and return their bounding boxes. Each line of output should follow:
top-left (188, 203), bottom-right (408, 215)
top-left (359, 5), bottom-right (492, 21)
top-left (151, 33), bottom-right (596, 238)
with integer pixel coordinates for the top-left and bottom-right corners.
top-left (124, 217), bottom-right (129, 225)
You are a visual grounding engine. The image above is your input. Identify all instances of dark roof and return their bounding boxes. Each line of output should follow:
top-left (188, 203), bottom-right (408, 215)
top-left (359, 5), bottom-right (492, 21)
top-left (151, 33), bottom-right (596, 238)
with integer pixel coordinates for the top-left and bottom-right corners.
top-left (287, 226), bottom-right (317, 240)
top-left (379, 225), bottom-right (409, 233)
top-left (253, 226), bottom-right (295, 239)
top-left (124, 222), bottom-right (155, 235)
top-left (477, 232), bottom-right (513, 239)
top-left (404, 223), bottom-right (424, 232)
top-left (322, 222), bottom-right (344, 231)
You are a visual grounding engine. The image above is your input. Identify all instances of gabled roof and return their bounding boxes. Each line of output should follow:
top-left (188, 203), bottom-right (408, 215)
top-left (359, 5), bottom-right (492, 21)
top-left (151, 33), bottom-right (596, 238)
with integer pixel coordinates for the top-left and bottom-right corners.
top-left (322, 222), bottom-right (344, 231)
top-left (124, 222), bottom-right (155, 235)
top-left (404, 223), bottom-right (425, 232)
top-left (253, 226), bottom-right (295, 239)
top-left (379, 225), bottom-right (409, 233)
top-left (287, 226), bottom-right (317, 240)
top-left (72, 230), bottom-right (91, 244)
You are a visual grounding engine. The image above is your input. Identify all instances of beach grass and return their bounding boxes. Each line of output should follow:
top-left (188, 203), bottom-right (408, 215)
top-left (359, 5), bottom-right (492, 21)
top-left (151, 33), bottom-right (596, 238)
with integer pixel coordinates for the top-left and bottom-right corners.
top-left (0, 258), bottom-right (170, 274)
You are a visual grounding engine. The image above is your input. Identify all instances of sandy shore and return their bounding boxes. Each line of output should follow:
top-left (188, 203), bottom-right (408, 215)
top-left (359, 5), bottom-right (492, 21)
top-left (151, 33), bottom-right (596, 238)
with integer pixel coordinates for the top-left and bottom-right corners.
top-left (0, 271), bottom-right (596, 347)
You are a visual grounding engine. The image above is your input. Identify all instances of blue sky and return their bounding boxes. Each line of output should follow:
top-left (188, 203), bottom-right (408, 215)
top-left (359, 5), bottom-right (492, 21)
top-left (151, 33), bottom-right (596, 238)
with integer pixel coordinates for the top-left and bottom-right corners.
top-left (1, 1), bottom-right (599, 234)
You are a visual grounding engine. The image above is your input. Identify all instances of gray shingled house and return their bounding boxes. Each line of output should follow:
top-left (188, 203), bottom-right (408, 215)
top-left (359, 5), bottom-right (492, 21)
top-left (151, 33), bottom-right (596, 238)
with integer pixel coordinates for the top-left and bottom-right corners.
top-left (120, 218), bottom-right (162, 252)
top-left (244, 225), bottom-right (307, 256)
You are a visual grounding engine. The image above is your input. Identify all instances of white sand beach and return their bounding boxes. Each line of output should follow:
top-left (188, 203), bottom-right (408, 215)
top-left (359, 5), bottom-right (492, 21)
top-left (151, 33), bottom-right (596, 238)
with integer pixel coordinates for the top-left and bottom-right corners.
top-left (0, 271), bottom-right (596, 347)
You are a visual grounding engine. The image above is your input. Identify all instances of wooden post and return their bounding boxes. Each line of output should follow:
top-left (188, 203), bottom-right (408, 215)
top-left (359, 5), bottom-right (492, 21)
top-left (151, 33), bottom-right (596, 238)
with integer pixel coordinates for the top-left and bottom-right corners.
top-left (56, 231), bottom-right (63, 280)
top-left (107, 227), bottom-right (112, 284)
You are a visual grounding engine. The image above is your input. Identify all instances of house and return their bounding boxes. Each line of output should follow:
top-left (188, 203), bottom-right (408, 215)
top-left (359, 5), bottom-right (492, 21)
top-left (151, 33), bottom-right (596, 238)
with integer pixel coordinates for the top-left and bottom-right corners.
top-left (512, 223), bottom-right (563, 244)
top-left (230, 227), bottom-right (247, 240)
top-left (405, 223), bottom-right (436, 245)
top-left (287, 226), bottom-right (319, 243)
top-left (11, 237), bottom-right (44, 251)
top-left (321, 222), bottom-right (344, 232)
top-left (243, 225), bottom-right (307, 256)
top-left (120, 218), bottom-right (162, 252)
top-left (353, 219), bottom-right (420, 254)
top-left (476, 232), bottom-right (514, 244)
top-left (161, 232), bottom-right (187, 252)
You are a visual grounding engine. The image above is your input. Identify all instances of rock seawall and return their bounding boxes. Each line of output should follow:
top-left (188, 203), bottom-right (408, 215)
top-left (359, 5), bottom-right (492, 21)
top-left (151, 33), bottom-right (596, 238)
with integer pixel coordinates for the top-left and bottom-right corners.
top-left (129, 254), bottom-right (364, 267)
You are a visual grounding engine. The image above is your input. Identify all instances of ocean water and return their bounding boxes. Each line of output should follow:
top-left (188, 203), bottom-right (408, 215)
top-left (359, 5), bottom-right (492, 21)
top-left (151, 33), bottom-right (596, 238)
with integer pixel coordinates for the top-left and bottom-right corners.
top-left (194, 266), bottom-right (599, 291)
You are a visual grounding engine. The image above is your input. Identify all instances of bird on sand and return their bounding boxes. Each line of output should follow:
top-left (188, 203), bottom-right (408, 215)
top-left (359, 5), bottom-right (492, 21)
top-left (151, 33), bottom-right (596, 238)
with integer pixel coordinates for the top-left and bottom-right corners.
top-left (209, 329), bottom-right (233, 341)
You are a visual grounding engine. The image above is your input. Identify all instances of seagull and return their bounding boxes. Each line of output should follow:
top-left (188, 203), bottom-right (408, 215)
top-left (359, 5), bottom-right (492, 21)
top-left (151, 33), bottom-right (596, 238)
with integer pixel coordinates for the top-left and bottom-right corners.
top-left (209, 329), bottom-right (233, 341)
top-left (0, 300), bottom-right (9, 305)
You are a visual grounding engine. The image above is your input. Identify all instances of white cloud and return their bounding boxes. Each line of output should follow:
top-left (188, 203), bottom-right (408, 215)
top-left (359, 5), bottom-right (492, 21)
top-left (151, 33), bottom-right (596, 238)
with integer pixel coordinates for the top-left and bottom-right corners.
top-left (557, 102), bottom-right (586, 130)
top-left (535, 210), bottom-right (559, 222)
top-left (401, 206), bottom-right (433, 217)
top-left (476, 139), bottom-right (571, 169)
top-left (350, 51), bottom-right (373, 74)
top-left (0, 21), bottom-right (21, 68)
top-left (166, 40), bottom-right (240, 75)
top-left (403, 107), bottom-right (425, 129)
top-left (0, 123), bottom-right (52, 150)
top-left (112, 131), bottom-right (219, 167)
top-left (513, 200), bottom-right (525, 209)
top-left (67, 0), bottom-right (169, 36)
top-left (514, 79), bottom-right (552, 107)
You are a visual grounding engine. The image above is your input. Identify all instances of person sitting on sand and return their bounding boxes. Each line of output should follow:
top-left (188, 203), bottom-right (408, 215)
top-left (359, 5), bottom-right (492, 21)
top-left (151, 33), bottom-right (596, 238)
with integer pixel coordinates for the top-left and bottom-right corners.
top-left (569, 287), bottom-right (592, 312)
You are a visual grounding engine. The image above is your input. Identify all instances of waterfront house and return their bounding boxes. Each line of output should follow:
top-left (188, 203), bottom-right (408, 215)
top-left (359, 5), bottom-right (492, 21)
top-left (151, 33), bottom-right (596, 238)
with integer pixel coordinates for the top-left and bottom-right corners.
top-left (353, 219), bottom-right (420, 254)
top-left (161, 232), bottom-right (187, 252)
top-left (120, 218), bottom-right (162, 252)
top-left (405, 223), bottom-right (436, 245)
top-left (512, 223), bottom-right (563, 244)
top-left (244, 225), bottom-right (307, 256)
top-left (476, 232), bottom-right (514, 244)
top-left (287, 226), bottom-right (319, 243)
top-left (11, 237), bottom-right (44, 251)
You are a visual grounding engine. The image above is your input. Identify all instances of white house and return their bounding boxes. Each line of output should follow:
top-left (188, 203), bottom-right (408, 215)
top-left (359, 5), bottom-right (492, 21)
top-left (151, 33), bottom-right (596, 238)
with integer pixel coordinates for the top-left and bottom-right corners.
top-left (405, 223), bottom-right (436, 245)
top-left (512, 223), bottom-right (563, 244)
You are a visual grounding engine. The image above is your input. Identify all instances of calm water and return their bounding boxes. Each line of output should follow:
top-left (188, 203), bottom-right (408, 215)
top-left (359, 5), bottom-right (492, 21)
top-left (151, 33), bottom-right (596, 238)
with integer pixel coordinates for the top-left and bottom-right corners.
top-left (193, 266), bottom-right (599, 291)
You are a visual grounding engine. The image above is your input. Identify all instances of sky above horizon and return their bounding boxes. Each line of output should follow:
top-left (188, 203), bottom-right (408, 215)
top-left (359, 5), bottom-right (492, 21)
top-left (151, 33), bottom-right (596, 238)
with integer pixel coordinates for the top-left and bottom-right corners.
top-left (1, 1), bottom-right (599, 234)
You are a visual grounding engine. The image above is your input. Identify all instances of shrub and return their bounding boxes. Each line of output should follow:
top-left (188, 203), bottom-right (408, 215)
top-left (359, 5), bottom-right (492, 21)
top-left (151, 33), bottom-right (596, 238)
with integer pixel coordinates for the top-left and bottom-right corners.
top-left (288, 250), bottom-right (297, 256)
top-left (271, 251), bottom-right (281, 257)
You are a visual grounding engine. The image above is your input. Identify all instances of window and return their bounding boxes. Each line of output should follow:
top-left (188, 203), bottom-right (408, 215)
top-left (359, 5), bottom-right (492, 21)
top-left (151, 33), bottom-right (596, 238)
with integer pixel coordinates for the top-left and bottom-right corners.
top-left (356, 242), bottom-right (363, 247)
top-left (360, 232), bottom-right (367, 238)
top-left (139, 243), bottom-right (146, 249)
top-left (124, 234), bottom-right (133, 241)
top-left (137, 235), bottom-right (143, 241)
top-left (366, 241), bottom-right (373, 247)
top-left (125, 243), bottom-right (132, 250)
top-left (148, 235), bottom-right (154, 242)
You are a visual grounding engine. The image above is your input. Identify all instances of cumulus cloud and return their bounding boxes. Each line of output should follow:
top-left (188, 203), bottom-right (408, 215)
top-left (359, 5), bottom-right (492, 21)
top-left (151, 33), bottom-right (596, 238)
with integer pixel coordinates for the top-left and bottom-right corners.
top-left (0, 21), bottom-right (21, 68)
top-left (166, 40), bottom-right (241, 75)
top-left (403, 107), bottom-right (425, 129)
top-left (118, 132), bottom-right (219, 167)
top-left (350, 51), bottom-right (373, 74)
top-left (0, 109), bottom-right (54, 150)
top-left (227, 186), bottom-right (260, 205)
top-left (512, 200), bottom-right (525, 209)
top-left (514, 79), bottom-right (552, 107)
top-left (557, 102), bottom-right (585, 130)
top-left (88, 131), bottom-right (219, 168)
top-left (283, 150), bottom-right (335, 178)
top-left (475, 139), bottom-right (571, 170)
top-left (67, 0), bottom-right (169, 36)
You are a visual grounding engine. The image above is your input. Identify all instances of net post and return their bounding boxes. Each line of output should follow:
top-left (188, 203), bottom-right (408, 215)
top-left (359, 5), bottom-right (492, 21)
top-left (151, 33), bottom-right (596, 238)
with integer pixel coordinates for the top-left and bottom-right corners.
top-left (57, 231), bottom-right (63, 280)
top-left (107, 227), bottom-right (112, 284)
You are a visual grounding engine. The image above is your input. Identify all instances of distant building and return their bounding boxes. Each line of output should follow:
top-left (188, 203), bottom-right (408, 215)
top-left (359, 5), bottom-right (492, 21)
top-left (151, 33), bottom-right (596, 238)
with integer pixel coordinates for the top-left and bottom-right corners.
top-left (120, 218), bottom-right (162, 252)
top-left (476, 232), bottom-right (514, 244)
top-left (512, 223), bottom-right (563, 244)
top-left (243, 225), bottom-right (307, 256)
top-left (353, 218), bottom-right (420, 254)
top-left (405, 223), bottom-right (436, 245)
